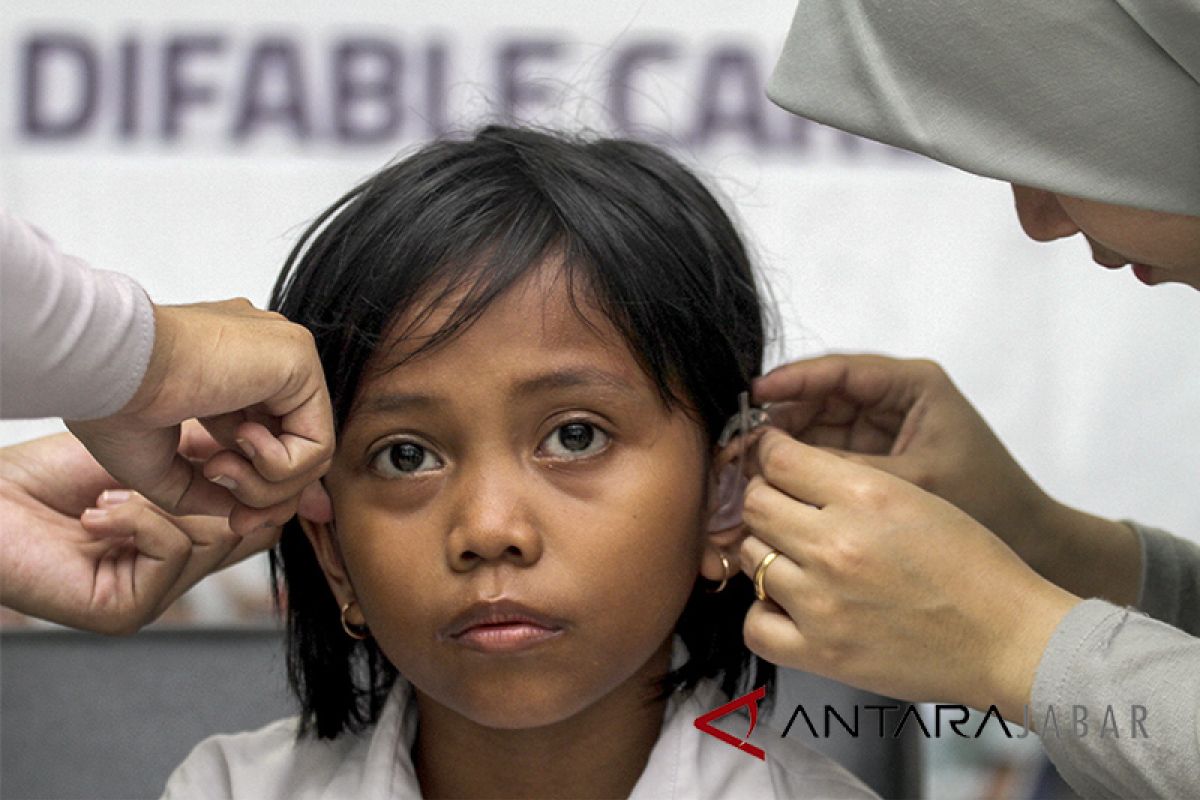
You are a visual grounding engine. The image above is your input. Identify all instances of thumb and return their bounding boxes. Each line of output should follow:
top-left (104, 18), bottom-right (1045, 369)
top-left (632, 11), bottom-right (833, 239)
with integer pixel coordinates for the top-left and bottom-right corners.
top-left (70, 422), bottom-right (237, 520)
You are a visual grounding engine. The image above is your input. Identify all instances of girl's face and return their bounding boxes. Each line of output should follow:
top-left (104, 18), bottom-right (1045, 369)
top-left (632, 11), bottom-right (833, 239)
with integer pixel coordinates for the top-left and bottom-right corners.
top-left (304, 262), bottom-right (720, 729)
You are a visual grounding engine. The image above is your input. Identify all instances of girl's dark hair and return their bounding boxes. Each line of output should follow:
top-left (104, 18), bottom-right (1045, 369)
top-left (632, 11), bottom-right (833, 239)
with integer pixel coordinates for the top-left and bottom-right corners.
top-left (269, 125), bottom-right (774, 738)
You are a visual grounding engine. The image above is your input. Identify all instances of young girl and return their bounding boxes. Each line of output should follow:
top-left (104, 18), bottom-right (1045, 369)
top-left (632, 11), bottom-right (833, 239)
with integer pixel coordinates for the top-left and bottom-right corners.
top-left (163, 127), bottom-right (874, 799)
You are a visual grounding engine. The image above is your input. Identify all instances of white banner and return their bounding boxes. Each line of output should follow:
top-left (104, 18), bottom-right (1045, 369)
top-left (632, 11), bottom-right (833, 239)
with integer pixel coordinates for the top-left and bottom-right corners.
top-left (3, 0), bottom-right (1196, 555)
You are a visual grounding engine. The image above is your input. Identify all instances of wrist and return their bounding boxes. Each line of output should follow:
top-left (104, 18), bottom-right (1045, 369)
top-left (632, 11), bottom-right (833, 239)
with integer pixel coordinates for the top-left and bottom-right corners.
top-left (1031, 501), bottom-right (1141, 606)
top-left (116, 303), bottom-right (177, 421)
top-left (1005, 489), bottom-right (1061, 576)
top-left (1019, 493), bottom-right (1085, 581)
top-left (983, 575), bottom-right (1081, 725)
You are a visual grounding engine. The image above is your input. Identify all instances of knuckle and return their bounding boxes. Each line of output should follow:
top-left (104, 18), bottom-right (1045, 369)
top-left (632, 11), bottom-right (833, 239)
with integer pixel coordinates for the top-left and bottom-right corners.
top-left (759, 432), bottom-right (792, 478)
top-left (257, 459), bottom-right (292, 483)
top-left (845, 477), bottom-right (887, 510)
top-left (236, 487), bottom-right (276, 510)
top-left (741, 478), bottom-right (768, 522)
top-left (208, 521), bottom-right (243, 548)
top-left (286, 322), bottom-right (316, 349)
top-left (161, 530), bottom-right (193, 561)
top-left (228, 508), bottom-right (257, 537)
top-left (826, 538), bottom-right (867, 576)
top-left (911, 357), bottom-right (937, 373)
top-left (741, 614), bottom-right (772, 656)
top-left (804, 588), bottom-right (840, 621)
top-left (913, 358), bottom-right (948, 383)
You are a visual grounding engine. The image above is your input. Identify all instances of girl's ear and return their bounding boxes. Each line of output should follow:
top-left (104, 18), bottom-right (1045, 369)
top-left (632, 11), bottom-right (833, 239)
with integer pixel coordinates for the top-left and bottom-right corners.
top-left (700, 461), bottom-right (748, 583)
top-left (297, 516), bottom-right (357, 606)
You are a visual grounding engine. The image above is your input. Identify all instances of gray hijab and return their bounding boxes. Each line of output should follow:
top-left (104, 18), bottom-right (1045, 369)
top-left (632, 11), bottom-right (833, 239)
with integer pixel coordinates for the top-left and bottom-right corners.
top-left (768, 0), bottom-right (1200, 216)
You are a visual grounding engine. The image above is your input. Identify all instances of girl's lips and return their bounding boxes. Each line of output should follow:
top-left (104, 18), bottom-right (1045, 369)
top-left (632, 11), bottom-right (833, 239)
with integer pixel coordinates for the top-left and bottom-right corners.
top-left (440, 599), bottom-right (567, 653)
top-left (453, 623), bottom-right (565, 652)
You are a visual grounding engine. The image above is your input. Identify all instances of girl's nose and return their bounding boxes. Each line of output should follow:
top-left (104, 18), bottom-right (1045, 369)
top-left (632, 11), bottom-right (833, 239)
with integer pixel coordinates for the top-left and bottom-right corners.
top-left (446, 467), bottom-right (543, 571)
top-left (1011, 184), bottom-right (1081, 242)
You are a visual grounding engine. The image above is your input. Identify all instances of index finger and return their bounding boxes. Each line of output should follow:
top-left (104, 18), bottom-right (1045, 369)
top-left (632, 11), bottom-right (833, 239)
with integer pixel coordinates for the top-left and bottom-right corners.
top-left (261, 376), bottom-right (335, 480)
top-left (753, 353), bottom-right (915, 407)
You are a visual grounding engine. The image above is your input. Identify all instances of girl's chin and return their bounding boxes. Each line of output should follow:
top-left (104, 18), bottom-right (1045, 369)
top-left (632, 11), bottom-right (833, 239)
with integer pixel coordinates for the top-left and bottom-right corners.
top-left (418, 681), bottom-right (600, 731)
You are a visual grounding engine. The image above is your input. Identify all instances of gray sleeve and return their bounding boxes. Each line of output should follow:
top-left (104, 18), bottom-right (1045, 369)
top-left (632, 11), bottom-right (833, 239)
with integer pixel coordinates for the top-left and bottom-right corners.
top-left (0, 210), bottom-right (156, 420)
top-left (1133, 522), bottom-right (1200, 636)
top-left (1032, 598), bottom-right (1200, 799)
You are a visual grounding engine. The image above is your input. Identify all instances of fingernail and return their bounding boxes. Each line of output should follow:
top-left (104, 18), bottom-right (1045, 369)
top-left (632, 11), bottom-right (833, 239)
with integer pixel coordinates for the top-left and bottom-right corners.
top-left (99, 489), bottom-right (132, 506)
top-left (210, 475), bottom-right (238, 491)
top-left (81, 508), bottom-right (108, 523)
top-left (237, 438), bottom-right (256, 459)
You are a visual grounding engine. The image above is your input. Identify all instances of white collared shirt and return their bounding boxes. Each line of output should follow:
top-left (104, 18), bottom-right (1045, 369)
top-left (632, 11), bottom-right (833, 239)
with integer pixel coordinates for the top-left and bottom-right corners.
top-left (163, 679), bottom-right (876, 799)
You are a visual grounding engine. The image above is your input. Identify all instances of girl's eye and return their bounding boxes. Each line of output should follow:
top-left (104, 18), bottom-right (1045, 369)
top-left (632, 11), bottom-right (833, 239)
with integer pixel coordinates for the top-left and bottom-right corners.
top-left (370, 441), bottom-right (443, 477)
top-left (540, 421), bottom-right (609, 460)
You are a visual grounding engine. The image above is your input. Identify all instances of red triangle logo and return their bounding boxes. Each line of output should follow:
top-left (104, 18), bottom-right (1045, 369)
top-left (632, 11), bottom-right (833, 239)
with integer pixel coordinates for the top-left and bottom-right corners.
top-left (693, 685), bottom-right (767, 761)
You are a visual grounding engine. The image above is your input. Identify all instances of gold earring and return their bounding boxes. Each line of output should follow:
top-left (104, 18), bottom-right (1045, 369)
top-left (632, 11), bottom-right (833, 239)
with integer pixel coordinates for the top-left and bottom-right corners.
top-left (340, 600), bottom-right (369, 640)
top-left (707, 550), bottom-right (731, 594)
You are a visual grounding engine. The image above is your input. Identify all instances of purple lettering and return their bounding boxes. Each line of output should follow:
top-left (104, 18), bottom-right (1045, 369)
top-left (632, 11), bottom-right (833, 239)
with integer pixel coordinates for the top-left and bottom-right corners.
top-left (333, 39), bottom-right (402, 143)
top-left (608, 40), bottom-right (677, 139)
top-left (233, 38), bottom-right (309, 140)
top-left (497, 39), bottom-right (562, 122)
top-left (692, 46), bottom-right (767, 148)
top-left (21, 34), bottom-right (97, 139)
top-left (163, 35), bottom-right (224, 139)
top-left (118, 37), bottom-right (140, 138)
top-left (424, 41), bottom-right (449, 137)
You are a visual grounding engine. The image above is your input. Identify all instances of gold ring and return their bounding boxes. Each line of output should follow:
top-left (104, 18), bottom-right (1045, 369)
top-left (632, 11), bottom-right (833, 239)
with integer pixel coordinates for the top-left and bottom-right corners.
top-left (753, 549), bottom-right (780, 602)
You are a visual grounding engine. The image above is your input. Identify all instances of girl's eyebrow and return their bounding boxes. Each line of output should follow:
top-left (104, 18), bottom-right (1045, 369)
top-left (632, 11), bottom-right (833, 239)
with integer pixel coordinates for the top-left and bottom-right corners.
top-left (356, 367), bottom-right (637, 419)
top-left (355, 392), bottom-right (439, 418)
top-left (510, 366), bottom-right (635, 399)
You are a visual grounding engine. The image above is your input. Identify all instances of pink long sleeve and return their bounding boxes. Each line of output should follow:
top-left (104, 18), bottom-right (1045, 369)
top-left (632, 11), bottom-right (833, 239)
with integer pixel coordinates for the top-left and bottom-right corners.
top-left (0, 210), bottom-right (155, 420)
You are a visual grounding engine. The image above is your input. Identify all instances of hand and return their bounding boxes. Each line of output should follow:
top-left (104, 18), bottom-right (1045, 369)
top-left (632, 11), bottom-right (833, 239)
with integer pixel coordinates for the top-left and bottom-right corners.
top-left (0, 429), bottom-right (278, 634)
top-left (737, 429), bottom-right (1080, 721)
top-left (66, 298), bottom-right (334, 535)
top-left (752, 354), bottom-right (1140, 606)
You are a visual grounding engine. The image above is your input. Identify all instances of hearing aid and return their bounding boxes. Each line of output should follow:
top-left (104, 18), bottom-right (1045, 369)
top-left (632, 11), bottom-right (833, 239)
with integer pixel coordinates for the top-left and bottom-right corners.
top-left (709, 391), bottom-right (771, 531)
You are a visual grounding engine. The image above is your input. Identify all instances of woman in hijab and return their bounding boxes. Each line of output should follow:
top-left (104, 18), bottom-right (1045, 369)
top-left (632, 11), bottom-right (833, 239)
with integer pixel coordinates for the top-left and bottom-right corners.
top-left (739, 2), bottom-right (1199, 798)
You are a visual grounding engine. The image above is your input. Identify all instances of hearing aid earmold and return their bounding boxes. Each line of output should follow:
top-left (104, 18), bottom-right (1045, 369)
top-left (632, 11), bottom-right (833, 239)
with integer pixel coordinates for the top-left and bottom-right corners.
top-left (710, 391), bottom-right (772, 531)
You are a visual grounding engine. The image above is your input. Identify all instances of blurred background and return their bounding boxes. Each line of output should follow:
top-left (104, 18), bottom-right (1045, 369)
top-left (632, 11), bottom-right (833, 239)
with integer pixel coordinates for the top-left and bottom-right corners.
top-left (1, 1), bottom-right (1197, 798)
